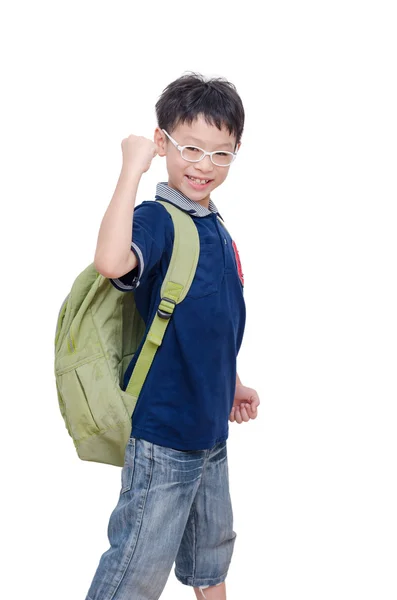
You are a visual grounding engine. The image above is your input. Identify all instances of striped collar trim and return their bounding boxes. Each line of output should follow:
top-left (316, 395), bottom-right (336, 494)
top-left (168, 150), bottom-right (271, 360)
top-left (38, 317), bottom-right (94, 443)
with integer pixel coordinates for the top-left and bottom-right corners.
top-left (155, 182), bottom-right (222, 219)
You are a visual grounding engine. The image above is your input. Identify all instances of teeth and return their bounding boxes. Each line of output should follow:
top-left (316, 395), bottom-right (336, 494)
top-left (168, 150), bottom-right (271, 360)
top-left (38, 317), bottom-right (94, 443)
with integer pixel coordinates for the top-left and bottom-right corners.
top-left (188, 176), bottom-right (209, 184)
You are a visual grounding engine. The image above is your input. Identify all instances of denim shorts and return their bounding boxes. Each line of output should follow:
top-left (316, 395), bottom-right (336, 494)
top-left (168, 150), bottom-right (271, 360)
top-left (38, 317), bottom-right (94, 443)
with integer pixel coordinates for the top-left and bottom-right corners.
top-left (85, 436), bottom-right (237, 600)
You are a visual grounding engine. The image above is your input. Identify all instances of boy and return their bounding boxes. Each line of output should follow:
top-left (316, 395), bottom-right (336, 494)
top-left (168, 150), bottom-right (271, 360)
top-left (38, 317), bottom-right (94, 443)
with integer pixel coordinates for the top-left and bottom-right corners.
top-left (86, 72), bottom-right (260, 600)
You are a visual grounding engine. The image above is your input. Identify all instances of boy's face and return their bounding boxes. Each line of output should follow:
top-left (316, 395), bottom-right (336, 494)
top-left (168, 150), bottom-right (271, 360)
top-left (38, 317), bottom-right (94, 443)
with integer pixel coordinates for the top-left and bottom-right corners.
top-left (154, 114), bottom-right (240, 209)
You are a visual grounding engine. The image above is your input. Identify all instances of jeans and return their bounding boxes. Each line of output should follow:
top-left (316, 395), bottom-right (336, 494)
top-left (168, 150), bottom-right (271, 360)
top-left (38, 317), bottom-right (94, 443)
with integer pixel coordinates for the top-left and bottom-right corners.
top-left (85, 436), bottom-right (236, 600)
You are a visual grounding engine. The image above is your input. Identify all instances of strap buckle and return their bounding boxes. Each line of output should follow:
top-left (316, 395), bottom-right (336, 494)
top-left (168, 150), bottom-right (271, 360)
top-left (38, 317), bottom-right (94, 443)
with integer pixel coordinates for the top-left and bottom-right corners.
top-left (157, 297), bottom-right (176, 320)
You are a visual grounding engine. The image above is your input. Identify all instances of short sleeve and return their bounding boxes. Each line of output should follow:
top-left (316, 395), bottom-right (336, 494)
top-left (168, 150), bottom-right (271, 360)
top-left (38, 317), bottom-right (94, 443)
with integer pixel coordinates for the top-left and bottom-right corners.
top-left (109, 201), bottom-right (172, 292)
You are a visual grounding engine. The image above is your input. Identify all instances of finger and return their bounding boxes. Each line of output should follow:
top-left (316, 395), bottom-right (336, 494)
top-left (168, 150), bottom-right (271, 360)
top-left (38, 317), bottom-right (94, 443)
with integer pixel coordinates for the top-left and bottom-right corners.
top-left (242, 401), bottom-right (257, 420)
top-left (234, 407), bottom-right (243, 424)
top-left (249, 407), bottom-right (258, 420)
top-left (239, 406), bottom-right (250, 422)
top-left (229, 407), bottom-right (235, 422)
top-left (249, 401), bottom-right (259, 418)
top-left (245, 403), bottom-right (256, 420)
top-left (251, 394), bottom-right (260, 406)
top-left (249, 397), bottom-right (260, 412)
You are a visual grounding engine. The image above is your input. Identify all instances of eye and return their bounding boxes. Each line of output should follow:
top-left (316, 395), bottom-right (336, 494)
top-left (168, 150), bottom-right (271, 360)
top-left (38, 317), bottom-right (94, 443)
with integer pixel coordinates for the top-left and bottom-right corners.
top-left (185, 146), bottom-right (200, 152)
top-left (215, 152), bottom-right (228, 157)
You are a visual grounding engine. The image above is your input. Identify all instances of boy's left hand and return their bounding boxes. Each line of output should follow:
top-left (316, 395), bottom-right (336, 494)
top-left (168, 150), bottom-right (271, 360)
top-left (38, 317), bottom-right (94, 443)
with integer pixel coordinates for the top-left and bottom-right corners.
top-left (229, 384), bottom-right (260, 423)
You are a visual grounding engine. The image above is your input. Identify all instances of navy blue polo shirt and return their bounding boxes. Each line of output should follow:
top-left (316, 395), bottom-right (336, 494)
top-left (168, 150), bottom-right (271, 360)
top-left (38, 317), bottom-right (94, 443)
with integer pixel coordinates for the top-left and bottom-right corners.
top-left (109, 182), bottom-right (246, 451)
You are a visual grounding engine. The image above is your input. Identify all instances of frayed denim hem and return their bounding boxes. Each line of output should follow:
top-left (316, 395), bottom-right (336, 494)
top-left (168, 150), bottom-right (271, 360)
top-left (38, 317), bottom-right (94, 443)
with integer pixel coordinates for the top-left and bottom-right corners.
top-left (174, 568), bottom-right (227, 588)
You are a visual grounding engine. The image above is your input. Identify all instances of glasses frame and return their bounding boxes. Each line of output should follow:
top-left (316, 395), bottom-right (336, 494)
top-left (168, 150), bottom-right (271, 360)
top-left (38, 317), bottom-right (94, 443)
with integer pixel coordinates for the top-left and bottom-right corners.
top-left (161, 129), bottom-right (238, 167)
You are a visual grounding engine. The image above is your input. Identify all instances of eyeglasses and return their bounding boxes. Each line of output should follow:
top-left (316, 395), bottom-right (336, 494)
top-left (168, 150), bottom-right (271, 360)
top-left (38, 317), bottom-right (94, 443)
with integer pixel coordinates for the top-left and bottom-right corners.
top-left (162, 129), bottom-right (238, 167)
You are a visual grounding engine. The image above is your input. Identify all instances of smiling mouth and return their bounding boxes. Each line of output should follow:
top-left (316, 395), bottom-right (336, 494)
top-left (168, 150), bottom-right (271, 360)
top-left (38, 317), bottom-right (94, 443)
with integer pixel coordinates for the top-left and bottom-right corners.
top-left (186, 175), bottom-right (213, 184)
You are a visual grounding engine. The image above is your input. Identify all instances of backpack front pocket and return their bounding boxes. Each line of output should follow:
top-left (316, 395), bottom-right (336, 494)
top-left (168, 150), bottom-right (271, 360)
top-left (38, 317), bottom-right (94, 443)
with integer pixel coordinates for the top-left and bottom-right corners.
top-left (56, 366), bottom-right (101, 440)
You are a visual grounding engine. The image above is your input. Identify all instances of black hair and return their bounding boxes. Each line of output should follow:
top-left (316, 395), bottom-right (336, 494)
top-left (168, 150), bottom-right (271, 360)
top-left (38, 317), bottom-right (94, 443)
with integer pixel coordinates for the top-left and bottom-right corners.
top-left (155, 71), bottom-right (245, 148)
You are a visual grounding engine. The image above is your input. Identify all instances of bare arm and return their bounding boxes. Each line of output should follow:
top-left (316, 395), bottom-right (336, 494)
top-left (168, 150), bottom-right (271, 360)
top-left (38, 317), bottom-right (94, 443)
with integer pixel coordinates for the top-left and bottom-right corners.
top-left (93, 135), bottom-right (158, 278)
top-left (94, 168), bottom-right (142, 277)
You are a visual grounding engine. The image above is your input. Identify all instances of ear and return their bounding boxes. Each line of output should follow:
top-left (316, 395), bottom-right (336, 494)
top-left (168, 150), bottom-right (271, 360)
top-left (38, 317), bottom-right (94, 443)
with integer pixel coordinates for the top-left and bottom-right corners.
top-left (154, 127), bottom-right (167, 157)
top-left (235, 141), bottom-right (242, 153)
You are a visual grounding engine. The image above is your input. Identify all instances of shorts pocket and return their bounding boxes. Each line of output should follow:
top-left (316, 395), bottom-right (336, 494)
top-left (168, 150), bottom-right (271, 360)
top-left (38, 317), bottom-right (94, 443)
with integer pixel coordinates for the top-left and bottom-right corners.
top-left (121, 437), bottom-right (136, 494)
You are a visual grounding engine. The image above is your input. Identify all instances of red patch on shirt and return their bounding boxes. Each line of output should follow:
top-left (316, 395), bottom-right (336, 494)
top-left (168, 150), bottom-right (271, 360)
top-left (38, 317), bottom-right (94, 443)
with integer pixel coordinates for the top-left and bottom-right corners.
top-left (232, 240), bottom-right (244, 286)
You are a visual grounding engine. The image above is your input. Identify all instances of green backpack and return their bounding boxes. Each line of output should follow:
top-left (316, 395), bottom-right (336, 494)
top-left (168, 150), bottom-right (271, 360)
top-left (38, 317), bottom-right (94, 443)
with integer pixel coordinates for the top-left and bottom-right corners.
top-left (54, 201), bottom-right (200, 467)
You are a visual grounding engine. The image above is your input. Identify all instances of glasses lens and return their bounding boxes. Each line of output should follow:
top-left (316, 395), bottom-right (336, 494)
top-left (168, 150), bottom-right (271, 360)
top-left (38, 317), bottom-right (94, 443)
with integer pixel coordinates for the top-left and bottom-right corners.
top-left (181, 146), bottom-right (205, 162)
top-left (212, 152), bottom-right (234, 166)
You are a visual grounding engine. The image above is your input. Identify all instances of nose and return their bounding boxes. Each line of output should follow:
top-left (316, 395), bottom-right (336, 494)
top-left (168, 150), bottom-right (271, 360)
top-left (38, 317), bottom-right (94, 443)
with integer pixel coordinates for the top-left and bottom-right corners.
top-left (196, 153), bottom-right (214, 173)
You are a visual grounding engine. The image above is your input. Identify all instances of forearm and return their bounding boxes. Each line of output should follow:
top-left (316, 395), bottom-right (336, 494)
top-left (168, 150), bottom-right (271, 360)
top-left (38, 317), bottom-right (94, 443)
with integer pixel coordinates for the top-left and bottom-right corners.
top-left (236, 372), bottom-right (242, 386)
top-left (94, 168), bottom-right (142, 275)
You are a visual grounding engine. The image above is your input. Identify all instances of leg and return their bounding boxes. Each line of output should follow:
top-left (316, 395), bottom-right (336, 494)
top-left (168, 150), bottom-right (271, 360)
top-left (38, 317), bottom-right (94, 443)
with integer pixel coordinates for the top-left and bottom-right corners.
top-left (194, 582), bottom-right (225, 599)
top-left (84, 437), bottom-right (207, 600)
top-left (174, 440), bottom-right (236, 598)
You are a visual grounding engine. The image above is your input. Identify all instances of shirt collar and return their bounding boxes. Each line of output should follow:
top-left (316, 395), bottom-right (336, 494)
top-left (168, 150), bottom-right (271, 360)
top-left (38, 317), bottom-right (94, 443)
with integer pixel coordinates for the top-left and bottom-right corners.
top-left (155, 182), bottom-right (222, 220)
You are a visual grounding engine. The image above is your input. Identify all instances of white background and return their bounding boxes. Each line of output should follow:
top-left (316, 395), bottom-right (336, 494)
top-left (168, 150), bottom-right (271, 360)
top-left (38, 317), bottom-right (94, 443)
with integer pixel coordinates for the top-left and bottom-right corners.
top-left (1, 1), bottom-right (396, 599)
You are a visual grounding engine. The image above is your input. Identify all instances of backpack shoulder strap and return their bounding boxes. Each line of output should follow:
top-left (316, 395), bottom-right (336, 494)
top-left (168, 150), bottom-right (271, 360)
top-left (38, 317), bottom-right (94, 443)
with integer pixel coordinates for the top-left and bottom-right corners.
top-left (158, 200), bottom-right (200, 302)
top-left (125, 200), bottom-right (199, 399)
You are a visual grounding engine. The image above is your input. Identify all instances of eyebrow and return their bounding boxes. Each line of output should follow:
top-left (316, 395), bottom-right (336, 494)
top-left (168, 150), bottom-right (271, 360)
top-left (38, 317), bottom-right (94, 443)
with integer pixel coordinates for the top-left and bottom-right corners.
top-left (184, 136), bottom-right (234, 150)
